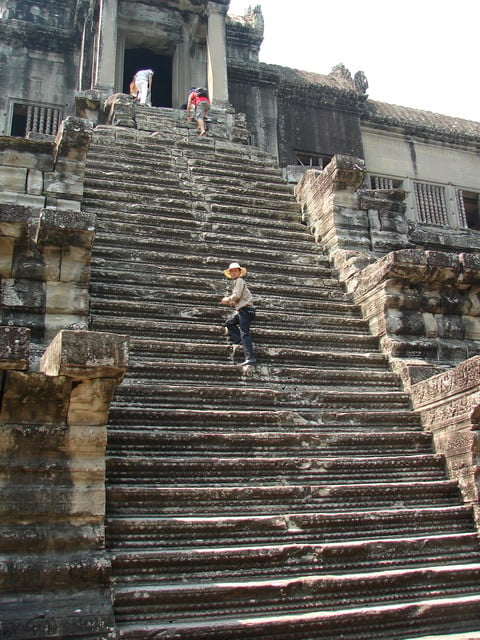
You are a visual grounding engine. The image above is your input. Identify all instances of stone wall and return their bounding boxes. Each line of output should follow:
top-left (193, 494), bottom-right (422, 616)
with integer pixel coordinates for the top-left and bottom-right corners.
top-left (0, 117), bottom-right (94, 348)
top-left (0, 327), bottom-right (128, 639)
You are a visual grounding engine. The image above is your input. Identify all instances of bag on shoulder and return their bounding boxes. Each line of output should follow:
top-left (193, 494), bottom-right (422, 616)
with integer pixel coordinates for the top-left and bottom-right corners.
top-left (129, 80), bottom-right (138, 97)
top-left (195, 87), bottom-right (208, 99)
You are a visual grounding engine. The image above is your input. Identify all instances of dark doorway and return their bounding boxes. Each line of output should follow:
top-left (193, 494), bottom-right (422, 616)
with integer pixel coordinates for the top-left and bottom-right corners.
top-left (124, 48), bottom-right (173, 108)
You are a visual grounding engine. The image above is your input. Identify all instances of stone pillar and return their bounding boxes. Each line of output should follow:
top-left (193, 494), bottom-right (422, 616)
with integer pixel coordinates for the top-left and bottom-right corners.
top-left (94, 0), bottom-right (118, 94)
top-left (207, 1), bottom-right (229, 106)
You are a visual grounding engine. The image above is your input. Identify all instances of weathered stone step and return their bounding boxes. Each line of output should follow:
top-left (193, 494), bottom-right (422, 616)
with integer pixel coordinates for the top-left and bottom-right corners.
top-left (189, 172), bottom-right (294, 198)
top-left (126, 340), bottom-right (389, 369)
top-left (112, 564), bottom-right (480, 625)
top-left (89, 299), bottom-right (367, 335)
top-left (89, 266), bottom-right (346, 302)
top-left (109, 594), bottom-right (480, 640)
top-left (106, 407), bottom-right (421, 431)
top-left (110, 533), bottom-right (480, 585)
top-left (89, 224), bottom-right (324, 260)
top-left (106, 480), bottom-right (459, 516)
top-left (85, 151), bottom-right (176, 174)
top-left (91, 128), bottom-right (278, 170)
top-left (112, 383), bottom-right (412, 413)
top-left (106, 452), bottom-right (446, 485)
top-left (91, 207), bottom-right (312, 241)
top-left (88, 234), bottom-right (325, 269)
top-left (121, 362), bottom-right (399, 391)
top-left (83, 195), bottom-right (198, 221)
top-left (106, 428), bottom-right (430, 457)
top-left (83, 181), bottom-right (198, 205)
top-left (106, 505), bottom-right (476, 549)
top-left (92, 251), bottom-right (336, 286)
top-left (90, 319), bottom-right (377, 353)
top-left (187, 159), bottom-right (291, 185)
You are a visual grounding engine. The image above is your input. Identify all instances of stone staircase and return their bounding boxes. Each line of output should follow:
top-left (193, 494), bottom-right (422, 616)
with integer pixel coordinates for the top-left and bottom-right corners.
top-left (83, 106), bottom-right (480, 639)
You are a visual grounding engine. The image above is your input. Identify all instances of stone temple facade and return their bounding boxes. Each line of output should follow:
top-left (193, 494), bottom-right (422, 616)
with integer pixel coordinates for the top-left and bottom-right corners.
top-left (2, 1), bottom-right (480, 638)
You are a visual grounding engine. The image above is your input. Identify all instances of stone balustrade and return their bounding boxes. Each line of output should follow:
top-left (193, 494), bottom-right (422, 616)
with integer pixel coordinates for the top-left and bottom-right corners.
top-left (410, 356), bottom-right (480, 526)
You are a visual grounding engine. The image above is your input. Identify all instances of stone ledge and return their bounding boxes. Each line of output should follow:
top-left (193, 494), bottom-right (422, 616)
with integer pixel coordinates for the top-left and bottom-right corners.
top-left (40, 329), bottom-right (129, 382)
top-left (35, 207), bottom-right (96, 249)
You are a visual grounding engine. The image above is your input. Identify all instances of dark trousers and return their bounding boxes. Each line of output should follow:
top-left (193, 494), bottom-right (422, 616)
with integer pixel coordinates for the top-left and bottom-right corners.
top-left (225, 306), bottom-right (256, 362)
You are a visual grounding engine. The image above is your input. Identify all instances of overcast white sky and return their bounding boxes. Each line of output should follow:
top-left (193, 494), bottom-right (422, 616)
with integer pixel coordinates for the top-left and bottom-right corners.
top-left (227, 0), bottom-right (480, 123)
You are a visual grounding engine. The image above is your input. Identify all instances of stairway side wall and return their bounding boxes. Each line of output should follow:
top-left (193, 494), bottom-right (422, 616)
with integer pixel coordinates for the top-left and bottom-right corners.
top-left (295, 156), bottom-right (480, 522)
top-left (0, 118), bottom-right (129, 638)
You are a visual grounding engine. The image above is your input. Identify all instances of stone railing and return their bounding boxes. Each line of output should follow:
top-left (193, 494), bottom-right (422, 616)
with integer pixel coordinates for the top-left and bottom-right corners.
top-left (0, 327), bottom-right (128, 639)
top-left (410, 357), bottom-right (480, 527)
top-left (294, 157), bottom-right (480, 385)
top-left (295, 155), bottom-right (480, 530)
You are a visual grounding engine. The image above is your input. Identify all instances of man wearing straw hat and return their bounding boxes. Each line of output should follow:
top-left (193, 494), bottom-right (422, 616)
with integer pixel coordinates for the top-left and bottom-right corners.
top-left (221, 262), bottom-right (256, 366)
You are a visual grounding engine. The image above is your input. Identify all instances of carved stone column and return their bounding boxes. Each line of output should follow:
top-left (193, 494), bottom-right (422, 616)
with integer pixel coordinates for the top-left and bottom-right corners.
top-left (94, 0), bottom-right (118, 94)
top-left (207, 1), bottom-right (229, 106)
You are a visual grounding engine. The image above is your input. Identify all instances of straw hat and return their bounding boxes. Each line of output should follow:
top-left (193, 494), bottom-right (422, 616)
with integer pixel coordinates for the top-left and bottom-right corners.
top-left (224, 262), bottom-right (247, 278)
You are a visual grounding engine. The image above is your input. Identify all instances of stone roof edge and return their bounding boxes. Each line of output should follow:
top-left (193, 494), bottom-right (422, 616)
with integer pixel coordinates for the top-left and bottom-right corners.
top-left (362, 100), bottom-right (480, 146)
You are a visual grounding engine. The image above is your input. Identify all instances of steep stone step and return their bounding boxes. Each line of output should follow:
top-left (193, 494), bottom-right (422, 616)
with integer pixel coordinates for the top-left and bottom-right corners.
top-left (106, 452), bottom-right (446, 485)
top-left (109, 594), bottom-right (480, 640)
top-left (106, 480), bottom-right (460, 515)
top-left (88, 225), bottom-right (324, 260)
top-left (89, 255), bottom-right (339, 291)
top-left (111, 383), bottom-right (413, 413)
top-left (106, 407), bottom-right (422, 431)
top-left (121, 362), bottom-right (400, 391)
top-left (112, 565), bottom-right (480, 624)
top-left (89, 299), bottom-right (369, 336)
top-left (126, 340), bottom-right (390, 368)
top-left (106, 428), bottom-right (432, 457)
top-left (89, 270), bottom-right (349, 305)
top-left (87, 236), bottom-right (325, 269)
top-left (110, 532), bottom-right (480, 584)
top-left (106, 505), bottom-right (477, 549)
top-left (89, 319), bottom-right (378, 352)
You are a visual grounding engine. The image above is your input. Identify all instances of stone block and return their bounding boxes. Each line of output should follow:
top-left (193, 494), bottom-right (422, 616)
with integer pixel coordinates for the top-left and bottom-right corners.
top-left (53, 116), bottom-right (93, 163)
top-left (0, 326), bottom-right (30, 370)
top-left (463, 316), bottom-right (480, 340)
top-left (0, 371), bottom-right (70, 424)
top-left (35, 207), bottom-right (95, 248)
top-left (55, 199), bottom-right (82, 212)
top-left (44, 171), bottom-right (85, 200)
top-left (1, 278), bottom-right (45, 312)
top-left (44, 314), bottom-right (88, 342)
top-left (46, 282), bottom-right (89, 314)
top-left (59, 246), bottom-right (91, 283)
top-left (0, 166), bottom-right (27, 193)
top-left (459, 252), bottom-right (480, 285)
top-left (0, 203), bottom-right (32, 238)
top-left (0, 237), bottom-right (15, 277)
top-left (26, 168), bottom-right (44, 195)
top-left (40, 330), bottom-right (129, 381)
top-left (0, 192), bottom-right (46, 208)
top-left (41, 246), bottom-right (61, 281)
top-left (67, 378), bottom-right (118, 426)
top-left (436, 314), bottom-right (464, 339)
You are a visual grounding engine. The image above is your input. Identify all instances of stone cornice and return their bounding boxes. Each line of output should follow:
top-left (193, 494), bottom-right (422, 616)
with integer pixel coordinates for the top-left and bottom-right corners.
top-left (362, 102), bottom-right (480, 148)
